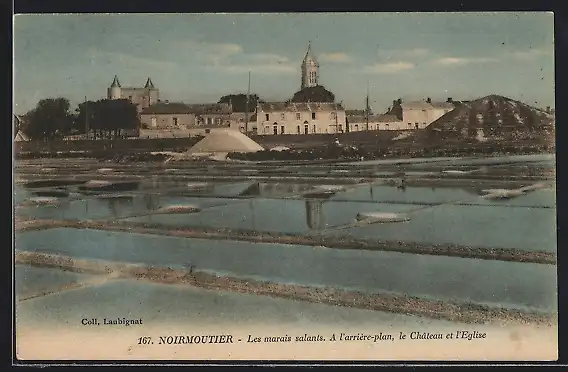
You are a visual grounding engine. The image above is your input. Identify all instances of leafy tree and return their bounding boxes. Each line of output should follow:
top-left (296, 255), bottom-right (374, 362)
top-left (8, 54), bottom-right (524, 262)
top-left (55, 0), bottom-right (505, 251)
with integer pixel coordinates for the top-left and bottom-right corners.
top-left (291, 85), bottom-right (335, 103)
top-left (25, 98), bottom-right (75, 140)
top-left (218, 94), bottom-right (263, 112)
top-left (75, 99), bottom-right (140, 139)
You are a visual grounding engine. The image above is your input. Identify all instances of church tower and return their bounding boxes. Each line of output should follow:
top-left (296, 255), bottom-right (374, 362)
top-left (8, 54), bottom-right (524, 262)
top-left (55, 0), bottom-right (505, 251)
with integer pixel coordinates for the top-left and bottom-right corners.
top-left (301, 41), bottom-right (319, 89)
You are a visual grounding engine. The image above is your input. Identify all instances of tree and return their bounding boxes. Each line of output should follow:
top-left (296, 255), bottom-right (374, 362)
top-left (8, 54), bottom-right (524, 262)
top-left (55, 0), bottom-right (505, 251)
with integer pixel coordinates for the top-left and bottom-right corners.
top-left (25, 98), bottom-right (75, 140)
top-left (74, 100), bottom-right (97, 135)
top-left (218, 94), bottom-right (263, 112)
top-left (76, 99), bottom-right (140, 139)
top-left (291, 85), bottom-right (335, 103)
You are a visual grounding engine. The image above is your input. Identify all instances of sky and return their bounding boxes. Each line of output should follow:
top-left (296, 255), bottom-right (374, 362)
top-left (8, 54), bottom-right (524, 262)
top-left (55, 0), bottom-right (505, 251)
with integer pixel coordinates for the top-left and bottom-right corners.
top-left (13, 12), bottom-right (555, 115)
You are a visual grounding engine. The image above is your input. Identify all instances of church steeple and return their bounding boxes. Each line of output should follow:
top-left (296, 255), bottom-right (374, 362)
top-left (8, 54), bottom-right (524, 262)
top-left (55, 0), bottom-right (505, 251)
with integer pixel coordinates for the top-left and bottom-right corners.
top-left (110, 75), bottom-right (121, 88)
top-left (302, 41), bottom-right (318, 66)
top-left (301, 41), bottom-right (319, 89)
top-left (144, 77), bottom-right (155, 89)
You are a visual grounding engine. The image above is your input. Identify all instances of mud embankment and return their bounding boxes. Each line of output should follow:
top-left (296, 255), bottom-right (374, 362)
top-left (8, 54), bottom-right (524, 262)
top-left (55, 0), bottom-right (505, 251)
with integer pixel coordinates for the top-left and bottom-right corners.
top-left (16, 220), bottom-right (555, 265)
top-left (15, 251), bottom-right (556, 327)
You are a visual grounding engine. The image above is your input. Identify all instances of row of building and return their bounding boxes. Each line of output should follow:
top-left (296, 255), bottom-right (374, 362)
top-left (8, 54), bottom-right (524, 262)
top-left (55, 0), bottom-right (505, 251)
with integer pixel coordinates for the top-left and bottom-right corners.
top-left (105, 43), bottom-right (456, 138)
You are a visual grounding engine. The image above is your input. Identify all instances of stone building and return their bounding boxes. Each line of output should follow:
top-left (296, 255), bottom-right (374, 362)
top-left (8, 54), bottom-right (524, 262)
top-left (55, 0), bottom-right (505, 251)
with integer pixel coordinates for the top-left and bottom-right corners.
top-left (256, 102), bottom-right (346, 135)
top-left (346, 114), bottom-right (406, 131)
top-left (139, 102), bottom-right (235, 138)
top-left (301, 42), bottom-right (319, 90)
top-left (400, 98), bottom-right (454, 129)
top-left (107, 75), bottom-right (159, 112)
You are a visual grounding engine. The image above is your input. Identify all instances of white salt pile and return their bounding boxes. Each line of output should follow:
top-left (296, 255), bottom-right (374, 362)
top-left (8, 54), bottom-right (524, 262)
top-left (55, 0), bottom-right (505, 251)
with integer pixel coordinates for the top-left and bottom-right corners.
top-left (84, 180), bottom-right (112, 187)
top-left (392, 132), bottom-right (412, 141)
top-left (155, 205), bottom-right (201, 214)
top-left (316, 185), bottom-right (345, 191)
top-left (481, 189), bottom-right (525, 200)
top-left (356, 212), bottom-right (410, 223)
top-left (29, 196), bottom-right (59, 205)
top-left (442, 170), bottom-right (471, 175)
top-left (185, 129), bottom-right (264, 155)
top-left (270, 146), bottom-right (290, 152)
top-left (187, 182), bottom-right (208, 188)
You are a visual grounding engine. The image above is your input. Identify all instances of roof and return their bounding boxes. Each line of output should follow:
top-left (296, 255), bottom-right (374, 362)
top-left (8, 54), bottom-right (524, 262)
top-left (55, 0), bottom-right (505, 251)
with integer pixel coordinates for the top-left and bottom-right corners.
top-left (346, 114), bottom-right (400, 123)
top-left (141, 102), bottom-right (195, 115)
top-left (401, 101), bottom-right (455, 110)
top-left (258, 102), bottom-right (344, 112)
top-left (110, 75), bottom-right (121, 88)
top-left (302, 42), bottom-right (318, 66)
top-left (141, 102), bottom-right (232, 115)
top-left (144, 77), bottom-right (155, 89)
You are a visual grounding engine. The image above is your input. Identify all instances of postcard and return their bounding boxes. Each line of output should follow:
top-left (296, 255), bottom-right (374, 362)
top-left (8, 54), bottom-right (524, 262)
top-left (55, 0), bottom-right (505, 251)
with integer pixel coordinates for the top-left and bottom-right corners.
top-left (13, 12), bottom-right (557, 363)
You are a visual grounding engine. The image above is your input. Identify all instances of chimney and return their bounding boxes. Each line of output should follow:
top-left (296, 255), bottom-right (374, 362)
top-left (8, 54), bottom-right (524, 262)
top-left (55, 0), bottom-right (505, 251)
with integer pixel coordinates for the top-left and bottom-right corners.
top-left (447, 97), bottom-right (453, 103)
top-left (546, 106), bottom-right (551, 113)
top-left (426, 97), bottom-right (432, 104)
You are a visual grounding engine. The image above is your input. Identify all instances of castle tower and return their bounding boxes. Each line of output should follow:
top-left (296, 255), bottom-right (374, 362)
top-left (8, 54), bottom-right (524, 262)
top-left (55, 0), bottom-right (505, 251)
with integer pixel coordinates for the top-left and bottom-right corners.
top-left (301, 41), bottom-right (319, 89)
top-left (107, 75), bottom-right (122, 100)
top-left (144, 77), bottom-right (159, 106)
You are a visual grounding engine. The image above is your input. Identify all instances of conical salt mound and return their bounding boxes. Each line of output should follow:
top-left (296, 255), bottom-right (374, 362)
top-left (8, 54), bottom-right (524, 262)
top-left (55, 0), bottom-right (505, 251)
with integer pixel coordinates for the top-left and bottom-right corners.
top-left (186, 129), bottom-right (264, 155)
top-left (14, 130), bottom-right (30, 142)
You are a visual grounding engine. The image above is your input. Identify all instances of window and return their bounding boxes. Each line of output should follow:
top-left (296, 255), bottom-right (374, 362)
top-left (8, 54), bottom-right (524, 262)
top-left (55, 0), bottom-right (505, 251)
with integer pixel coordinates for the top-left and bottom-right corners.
top-left (281, 125), bottom-right (285, 134)
top-left (265, 114), bottom-right (270, 121)
top-left (339, 124), bottom-right (343, 133)
top-left (330, 112), bottom-right (336, 120)
top-left (312, 125), bottom-right (316, 133)
top-left (311, 112), bottom-right (316, 120)
top-left (354, 124), bottom-right (359, 131)
top-left (206, 117), bottom-right (212, 125)
top-left (281, 113), bottom-right (285, 120)
top-left (151, 117), bottom-right (157, 128)
top-left (240, 126), bottom-right (245, 132)
top-left (386, 124), bottom-right (390, 130)
top-left (239, 118), bottom-right (244, 122)
top-left (296, 113), bottom-right (301, 120)
top-left (415, 123), bottom-right (419, 129)
top-left (273, 125), bottom-right (278, 135)
top-left (172, 117), bottom-right (178, 126)
top-left (408, 123), bottom-right (412, 128)
top-left (304, 124), bottom-right (309, 134)
top-left (422, 122), bottom-right (426, 127)
top-left (297, 125), bottom-right (300, 134)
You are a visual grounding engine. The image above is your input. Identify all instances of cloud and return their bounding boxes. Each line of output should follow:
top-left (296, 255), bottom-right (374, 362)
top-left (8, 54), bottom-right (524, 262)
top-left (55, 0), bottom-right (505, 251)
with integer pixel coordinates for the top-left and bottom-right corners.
top-left (363, 61), bottom-right (415, 74)
top-left (510, 48), bottom-right (553, 60)
top-left (379, 48), bottom-right (430, 59)
top-left (86, 48), bottom-right (177, 71)
top-left (433, 57), bottom-right (499, 66)
top-left (319, 52), bottom-right (352, 63)
top-left (206, 49), bottom-right (296, 75)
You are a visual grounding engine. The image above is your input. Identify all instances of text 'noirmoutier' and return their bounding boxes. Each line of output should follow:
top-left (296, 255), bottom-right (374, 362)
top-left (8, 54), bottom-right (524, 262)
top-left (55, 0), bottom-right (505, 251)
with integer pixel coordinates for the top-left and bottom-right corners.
top-left (137, 330), bottom-right (487, 346)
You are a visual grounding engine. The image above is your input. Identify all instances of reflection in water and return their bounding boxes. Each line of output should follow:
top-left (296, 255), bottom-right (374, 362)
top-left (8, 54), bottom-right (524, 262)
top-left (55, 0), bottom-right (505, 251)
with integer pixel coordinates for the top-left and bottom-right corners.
top-left (104, 196), bottom-right (135, 218)
top-left (305, 199), bottom-right (325, 230)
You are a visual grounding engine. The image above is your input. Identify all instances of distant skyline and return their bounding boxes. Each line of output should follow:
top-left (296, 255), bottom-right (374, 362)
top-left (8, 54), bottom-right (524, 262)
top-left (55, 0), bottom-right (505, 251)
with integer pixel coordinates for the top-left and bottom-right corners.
top-left (13, 12), bottom-right (555, 114)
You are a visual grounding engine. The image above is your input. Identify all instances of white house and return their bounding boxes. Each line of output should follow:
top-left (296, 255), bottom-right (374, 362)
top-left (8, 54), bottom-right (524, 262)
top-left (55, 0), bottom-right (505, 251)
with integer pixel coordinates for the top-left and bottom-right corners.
top-left (346, 114), bottom-right (408, 131)
top-left (255, 102), bottom-right (347, 135)
top-left (401, 98), bottom-right (454, 129)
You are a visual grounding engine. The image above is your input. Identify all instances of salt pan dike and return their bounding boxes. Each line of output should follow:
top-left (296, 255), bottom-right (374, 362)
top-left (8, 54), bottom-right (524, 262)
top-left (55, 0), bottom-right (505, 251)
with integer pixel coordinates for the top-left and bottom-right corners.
top-left (122, 196), bottom-right (556, 253)
top-left (15, 228), bottom-right (557, 317)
